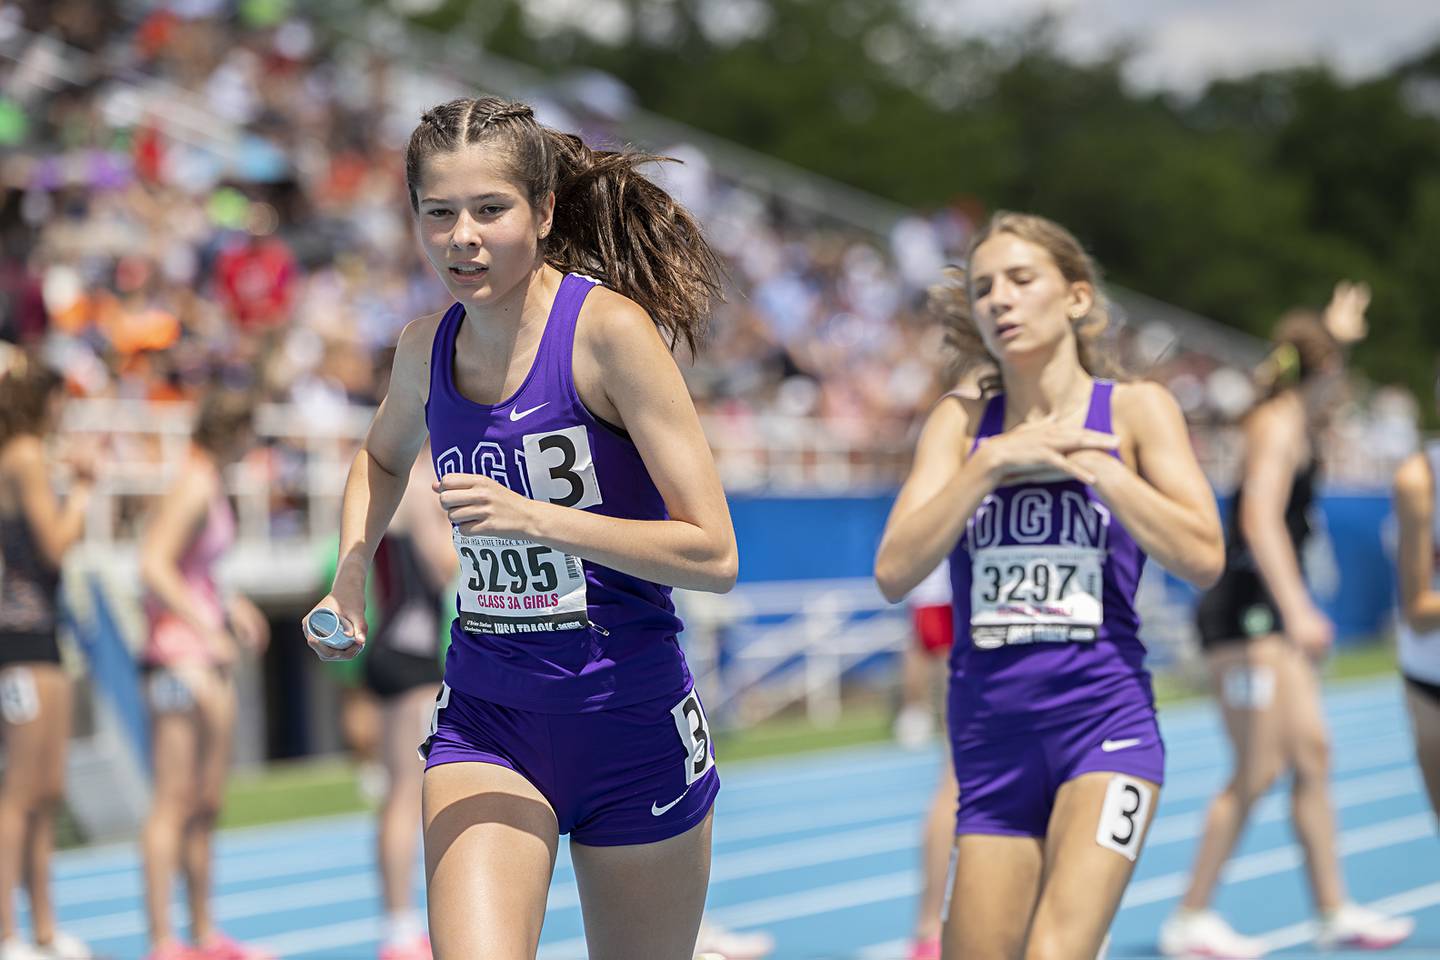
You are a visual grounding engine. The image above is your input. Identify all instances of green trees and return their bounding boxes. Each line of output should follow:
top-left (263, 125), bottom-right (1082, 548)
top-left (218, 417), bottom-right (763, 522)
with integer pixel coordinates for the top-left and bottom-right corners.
top-left (384, 0), bottom-right (1440, 406)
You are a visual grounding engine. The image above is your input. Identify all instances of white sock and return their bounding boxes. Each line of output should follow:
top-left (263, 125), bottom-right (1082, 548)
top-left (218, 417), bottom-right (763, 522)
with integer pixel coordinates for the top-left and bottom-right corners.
top-left (384, 909), bottom-right (425, 944)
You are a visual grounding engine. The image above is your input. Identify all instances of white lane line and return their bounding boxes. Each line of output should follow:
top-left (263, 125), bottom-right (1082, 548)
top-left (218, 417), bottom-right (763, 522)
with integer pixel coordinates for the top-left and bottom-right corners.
top-left (857, 813), bottom-right (1438, 960)
top-left (1253, 880), bottom-right (1440, 951)
top-left (538, 872), bottom-right (921, 960)
top-left (548, 811), bottom-right (1438, 960)
top-left (1146, 767), bottom-right (1420, 846)
top-left (256, 916), bottom-right (383, 958)
top-left (64, 742), bottom-right (1423, 933)
top-left (51, 841), bottom-right (376, 906)
top-left (63, 874), bottom-right (381, 941)
top-left (1160, 736), bottom-right (1412, 804)
top-left (545, 822), bottom-right (917, 911)
top-left (1121, 813), bottom-right (1437, 908)
top-left (263, 799), bottom-right (1435, 958)
top-left (49, 679), bottom-right (1412, 948)
top-left (50, 677), bottom-right (1405, 882)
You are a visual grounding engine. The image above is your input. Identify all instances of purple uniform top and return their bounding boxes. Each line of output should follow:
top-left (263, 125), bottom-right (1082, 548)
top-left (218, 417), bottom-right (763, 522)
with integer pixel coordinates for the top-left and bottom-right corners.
top-left (426, 273), bottom-right (688, 713)
top-left (948, 380), bottom-right (1153, 736)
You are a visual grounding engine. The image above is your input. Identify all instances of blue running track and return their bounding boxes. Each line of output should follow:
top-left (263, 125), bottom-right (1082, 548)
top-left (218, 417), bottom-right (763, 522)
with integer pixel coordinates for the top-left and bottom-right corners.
top-left (20, 676), bottom-right (1439, 958)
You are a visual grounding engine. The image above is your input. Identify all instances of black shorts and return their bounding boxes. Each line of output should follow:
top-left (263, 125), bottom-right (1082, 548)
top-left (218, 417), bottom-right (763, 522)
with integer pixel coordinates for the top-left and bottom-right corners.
top-left (1405, 674), bottom-right (1440, 709)
top-left (362, 645), bottom-right (442, 700)
top-left (0, 630), bottom-right (61, 668)
top-left (1195, 571), bottom-right (1283, 650)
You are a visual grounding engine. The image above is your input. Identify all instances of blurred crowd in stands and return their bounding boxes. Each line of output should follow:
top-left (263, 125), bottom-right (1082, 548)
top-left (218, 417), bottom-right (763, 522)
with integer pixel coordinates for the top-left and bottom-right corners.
top-left (0, 0), bottom-right (1423, 506)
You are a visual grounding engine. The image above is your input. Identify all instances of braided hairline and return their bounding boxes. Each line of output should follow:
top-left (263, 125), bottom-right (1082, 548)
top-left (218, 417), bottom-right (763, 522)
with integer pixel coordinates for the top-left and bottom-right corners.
top-left (473, 103), bottom-right (536, 134)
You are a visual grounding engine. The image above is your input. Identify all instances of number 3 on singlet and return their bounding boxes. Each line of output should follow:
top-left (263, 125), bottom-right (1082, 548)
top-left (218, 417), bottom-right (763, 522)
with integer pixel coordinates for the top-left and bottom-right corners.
top-left (453, 426), bottom-right (604, 635)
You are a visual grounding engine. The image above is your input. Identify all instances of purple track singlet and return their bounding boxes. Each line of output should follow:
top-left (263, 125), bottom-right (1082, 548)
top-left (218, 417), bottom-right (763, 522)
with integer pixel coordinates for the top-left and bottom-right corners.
top-left (947, 380), bottom-right (1155, 736)
top-left (425, 273), bottom-right (689, 713)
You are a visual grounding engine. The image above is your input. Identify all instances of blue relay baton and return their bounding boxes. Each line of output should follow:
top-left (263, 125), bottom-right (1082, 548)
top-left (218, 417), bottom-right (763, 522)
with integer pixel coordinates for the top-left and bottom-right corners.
top-left (305, 608), bottom-right (354, 650)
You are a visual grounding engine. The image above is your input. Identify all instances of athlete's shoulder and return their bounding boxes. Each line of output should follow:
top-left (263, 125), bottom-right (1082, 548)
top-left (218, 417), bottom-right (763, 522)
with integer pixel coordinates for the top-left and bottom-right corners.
top-left (575, 284), bottom-right (664, 358)
top-left (0, 433), bottom-right (45, 471)
top-left (1394, 450), bottom-right (1435, 504)
top-left (1111, 379), bottom-right (1180, 415)
top-left (934, 390), bottom-right (990, 427)
top-left (1111, 379), bottom-right (1185, 432)
top-left (917, 391), bottom-right (989, 455)
top-left (397, 309), bottom-right (448, 354)
top-left (392, 309), bottom-right (450, 405)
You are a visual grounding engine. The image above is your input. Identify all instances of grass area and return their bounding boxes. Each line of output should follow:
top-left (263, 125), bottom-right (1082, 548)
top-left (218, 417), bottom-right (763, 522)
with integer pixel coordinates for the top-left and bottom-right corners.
top-left (208, 640), bottom-right (1403, 830)
top-left (220, 758), bottom-right (367, 829)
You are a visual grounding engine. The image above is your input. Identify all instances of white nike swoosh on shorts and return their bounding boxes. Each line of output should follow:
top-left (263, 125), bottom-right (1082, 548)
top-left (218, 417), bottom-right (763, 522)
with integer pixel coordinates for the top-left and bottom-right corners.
top-left (1100, 738), bottom-right (1142, 752)
top-left (509, 402), bottom-right (549, 421)
top-left (651, 786), bottom-right (691, 817)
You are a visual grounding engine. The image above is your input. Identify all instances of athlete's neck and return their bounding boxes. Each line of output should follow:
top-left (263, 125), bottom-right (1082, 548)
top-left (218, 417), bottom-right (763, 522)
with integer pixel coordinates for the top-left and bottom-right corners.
top-left (998, 350), bottom-right (1093, 426)
top-left (456, 262), bottom-right (562, 354)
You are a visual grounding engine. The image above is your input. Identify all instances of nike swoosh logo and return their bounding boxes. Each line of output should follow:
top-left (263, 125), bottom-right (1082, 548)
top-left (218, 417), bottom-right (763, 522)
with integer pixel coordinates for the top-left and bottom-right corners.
top-left (509, 402), bottom-right (549, 421)
top-left (1101, 738), bottom-right (1142, 752)
top-left (651, 785), bottom-right (691, 817)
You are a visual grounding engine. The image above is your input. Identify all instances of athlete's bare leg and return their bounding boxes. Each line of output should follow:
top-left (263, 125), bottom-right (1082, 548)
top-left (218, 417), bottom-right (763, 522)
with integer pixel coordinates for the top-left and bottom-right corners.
top-left (0, 665), bottom-right (70, 946)
top-left (1275, 643), bottom-right (1345, 912)
top-left (942, 834), bottom-right (1043, 960)
top-left (185, 670), bottom-right (237, 945)
top-left (380, 687), bottom-right (436, 917)
top-left (1025, 772), bottom-right (1159, 960)
top-left (423, 762), bottom-right (558, 960)
top-left (915, 761), bottom-right (958, 945)
top-left (571, 811), bottom-right (712, 960)
top-left (143, 695), bottom-right (201, 949)
top-left (1405, 680), bottom-right (1440, 823)
top-left (24, 667), bottom-right (70, 949)
top-left (1180, 637), bottom-right (1289, 910)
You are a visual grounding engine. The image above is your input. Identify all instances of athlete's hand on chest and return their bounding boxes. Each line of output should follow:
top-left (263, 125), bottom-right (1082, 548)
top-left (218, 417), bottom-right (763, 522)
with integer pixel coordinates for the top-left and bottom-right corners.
top-left (433, 472), bottom-right (537, 539)
top-left (974, 422), bottom-right (1118, 486)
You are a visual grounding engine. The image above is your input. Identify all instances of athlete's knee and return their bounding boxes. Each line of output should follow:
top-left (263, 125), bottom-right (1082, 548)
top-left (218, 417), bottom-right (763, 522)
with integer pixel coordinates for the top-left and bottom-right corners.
top-left (1292, 734), bottom-right (1331, 782)
top-left (189, 800), bottom-right (222, 830)
top-left (1024, 927), bottom-right (1094, 960)
top-left (33, 781), bottom-right (65, 813)
top-left (1229, 764), bottom-right (1283, 807)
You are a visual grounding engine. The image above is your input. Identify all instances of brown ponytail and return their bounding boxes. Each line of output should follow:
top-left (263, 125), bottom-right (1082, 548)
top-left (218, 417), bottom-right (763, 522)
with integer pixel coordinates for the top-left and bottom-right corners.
top-left (405, 96), bottom-right (723, 355)
top-left (0, 352), bottom-right (62, 446)
top-left (1251, 309), bottom-right (1342, 404)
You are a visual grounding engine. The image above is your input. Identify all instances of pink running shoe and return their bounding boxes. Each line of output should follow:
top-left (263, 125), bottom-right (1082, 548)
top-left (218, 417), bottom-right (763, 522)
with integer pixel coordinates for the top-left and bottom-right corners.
top-left (192, 934), bottom-right (275, 960)
top-left (142, 943), bottom-right (199, 960)
top-left (378, 935), bottom-right (432, 960)
top-left (908, 936), bottom-right (942, 960)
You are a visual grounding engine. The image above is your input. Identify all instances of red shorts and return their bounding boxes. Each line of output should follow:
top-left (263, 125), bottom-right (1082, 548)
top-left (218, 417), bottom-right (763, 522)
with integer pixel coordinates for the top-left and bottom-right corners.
top-left (911, 603), bottom-right (954, 653)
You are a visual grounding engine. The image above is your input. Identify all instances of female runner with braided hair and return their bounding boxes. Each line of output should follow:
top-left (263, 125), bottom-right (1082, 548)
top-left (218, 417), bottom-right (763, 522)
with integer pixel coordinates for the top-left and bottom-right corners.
top-left (302, 97), bottom-right (736, 960)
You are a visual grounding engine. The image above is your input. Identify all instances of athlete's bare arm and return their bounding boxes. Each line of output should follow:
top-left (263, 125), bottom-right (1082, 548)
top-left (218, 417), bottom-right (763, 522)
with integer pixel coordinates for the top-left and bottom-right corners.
top-left (434, 290), bottom-right (737, 593)
top-left (1395, 452), bottom-right (1440, 634)
top-left (1069, 381), bottom-right (1224, 588)
top-left (1230, 394), bottom-right (1336, 656)
top-left (307, 313), bottom-right (438, 658)
top-left (875, 395), bottom-right (1119, 602)
top-left (5, 435), bottom-right (90, 567)
top-left (875, 397), bottom-right (983, 602)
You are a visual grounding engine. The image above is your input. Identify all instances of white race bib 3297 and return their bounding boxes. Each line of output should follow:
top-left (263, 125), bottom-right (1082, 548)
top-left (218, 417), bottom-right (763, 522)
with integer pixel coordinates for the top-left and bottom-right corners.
top-left (970, 544), bottom-right (1104, 649)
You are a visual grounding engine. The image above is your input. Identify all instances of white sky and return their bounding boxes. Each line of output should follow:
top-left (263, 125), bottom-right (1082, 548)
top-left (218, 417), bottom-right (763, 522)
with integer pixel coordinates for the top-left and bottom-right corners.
top-left (910, 0), bottom-right (1440, 92)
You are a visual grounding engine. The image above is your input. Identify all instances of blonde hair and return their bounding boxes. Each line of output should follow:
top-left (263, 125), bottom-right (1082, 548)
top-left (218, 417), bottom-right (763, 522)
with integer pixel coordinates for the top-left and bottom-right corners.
top-left (928, 211), bottom-right (1121, 395)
